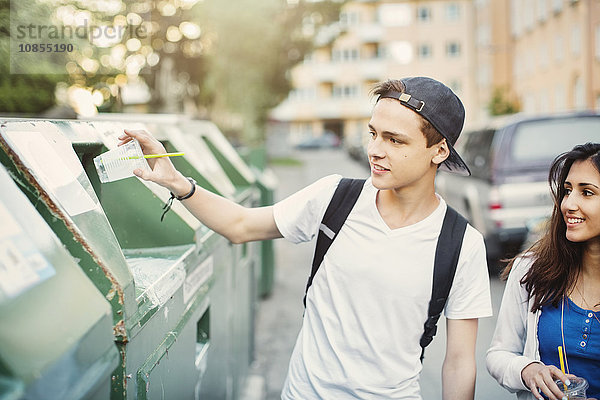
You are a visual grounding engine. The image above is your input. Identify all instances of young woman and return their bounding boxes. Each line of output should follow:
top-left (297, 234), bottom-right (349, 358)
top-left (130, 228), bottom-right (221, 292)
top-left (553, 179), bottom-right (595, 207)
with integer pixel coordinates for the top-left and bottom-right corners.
top-left (487, 142), bottom-right (600, 400)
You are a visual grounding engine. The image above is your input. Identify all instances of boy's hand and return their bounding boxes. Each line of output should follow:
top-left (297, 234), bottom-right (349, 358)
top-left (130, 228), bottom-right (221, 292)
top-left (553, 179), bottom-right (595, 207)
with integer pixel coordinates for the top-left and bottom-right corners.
top-left (118, 129), bottom-right (189, 195)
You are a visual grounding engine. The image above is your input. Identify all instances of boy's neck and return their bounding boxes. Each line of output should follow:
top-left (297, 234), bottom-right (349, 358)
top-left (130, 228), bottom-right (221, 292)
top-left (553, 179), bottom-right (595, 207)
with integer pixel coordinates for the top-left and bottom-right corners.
top-left (376, 184), bottom-right (439, 229)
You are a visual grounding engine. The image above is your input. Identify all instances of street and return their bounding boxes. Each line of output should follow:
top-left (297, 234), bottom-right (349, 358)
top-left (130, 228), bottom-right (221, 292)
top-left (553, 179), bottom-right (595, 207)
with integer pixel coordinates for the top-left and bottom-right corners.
top-left (252, 147), bottom-right (515, 400)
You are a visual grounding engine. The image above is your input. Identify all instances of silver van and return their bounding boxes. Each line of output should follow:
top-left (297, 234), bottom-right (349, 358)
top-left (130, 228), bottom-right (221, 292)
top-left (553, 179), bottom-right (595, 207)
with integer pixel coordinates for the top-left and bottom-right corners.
top-left (435, 112), bottom-right (600, 270)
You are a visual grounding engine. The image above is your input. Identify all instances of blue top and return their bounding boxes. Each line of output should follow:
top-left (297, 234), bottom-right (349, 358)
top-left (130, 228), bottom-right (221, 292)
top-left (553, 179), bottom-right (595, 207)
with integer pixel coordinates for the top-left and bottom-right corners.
top-left (538, 297), bottom-right (600, 398)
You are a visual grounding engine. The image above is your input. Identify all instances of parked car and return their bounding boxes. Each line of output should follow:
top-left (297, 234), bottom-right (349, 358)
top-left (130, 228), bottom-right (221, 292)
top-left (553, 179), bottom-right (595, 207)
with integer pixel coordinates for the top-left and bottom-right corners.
top-left (435, 112), bottom-right (600, 270)
top-left (295, 132), bottom-right (340, 150)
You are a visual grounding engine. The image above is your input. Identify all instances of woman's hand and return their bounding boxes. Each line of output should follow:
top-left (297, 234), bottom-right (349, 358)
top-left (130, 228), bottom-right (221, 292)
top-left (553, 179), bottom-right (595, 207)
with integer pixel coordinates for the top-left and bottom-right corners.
top-left (119, 129), bottom-right (189, 195)
top-left (521, 362), bottom-right (574, 400)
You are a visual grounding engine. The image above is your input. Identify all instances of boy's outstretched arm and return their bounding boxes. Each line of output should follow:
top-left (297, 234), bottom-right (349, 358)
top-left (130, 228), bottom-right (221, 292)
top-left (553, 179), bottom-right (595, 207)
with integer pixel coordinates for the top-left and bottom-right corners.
top-left (120, 129), bottom-right (283, 244)
top-left (442, 318), bottom-right (478, 400)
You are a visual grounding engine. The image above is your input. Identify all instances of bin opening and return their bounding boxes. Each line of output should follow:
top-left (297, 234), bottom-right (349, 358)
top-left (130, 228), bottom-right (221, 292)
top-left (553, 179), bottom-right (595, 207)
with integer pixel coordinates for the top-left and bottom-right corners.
top-left (196, 308), bottom-right (210, 374)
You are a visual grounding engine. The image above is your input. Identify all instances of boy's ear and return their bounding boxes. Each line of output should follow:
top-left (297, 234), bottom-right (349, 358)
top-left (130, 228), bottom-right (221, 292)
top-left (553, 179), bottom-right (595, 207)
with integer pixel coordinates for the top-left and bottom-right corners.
top-left (432, 139), bottom-right (450, 166)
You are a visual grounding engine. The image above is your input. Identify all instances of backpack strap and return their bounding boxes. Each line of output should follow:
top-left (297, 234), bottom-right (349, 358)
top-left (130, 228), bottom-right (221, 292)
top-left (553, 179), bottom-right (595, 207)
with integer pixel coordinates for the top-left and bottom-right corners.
top-left (419, 205), bottom-right (468, 362)
top-left (303, 178), bottom-right (366, 307)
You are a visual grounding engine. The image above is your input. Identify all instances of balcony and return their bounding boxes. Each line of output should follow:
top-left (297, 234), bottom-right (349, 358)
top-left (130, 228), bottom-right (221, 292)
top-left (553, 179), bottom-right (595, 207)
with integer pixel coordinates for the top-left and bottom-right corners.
top-left (311, 58), bottom-right (385, 83)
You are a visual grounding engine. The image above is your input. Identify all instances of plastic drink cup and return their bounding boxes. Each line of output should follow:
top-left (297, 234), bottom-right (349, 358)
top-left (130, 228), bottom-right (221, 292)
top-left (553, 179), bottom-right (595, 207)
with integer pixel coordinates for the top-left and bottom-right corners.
top-left (554, 377), bottom-right (589, 399)
top-left (93, 139), bottom-right (150, 183)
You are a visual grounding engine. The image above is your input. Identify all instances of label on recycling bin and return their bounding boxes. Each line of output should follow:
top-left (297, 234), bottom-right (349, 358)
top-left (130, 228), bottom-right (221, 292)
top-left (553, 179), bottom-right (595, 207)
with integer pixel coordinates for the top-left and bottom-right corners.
top-left (4, 130), bottom-right (98, 216)
top-left (0, 203), bottom-right (55, 301)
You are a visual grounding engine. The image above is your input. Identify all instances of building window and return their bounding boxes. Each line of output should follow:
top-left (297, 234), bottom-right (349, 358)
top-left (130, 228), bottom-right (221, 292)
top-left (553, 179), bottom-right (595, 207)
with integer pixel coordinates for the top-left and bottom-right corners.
top-left (554, 34), bottom-right (564, 63)
top-left (377, 44), bottom-right (387, 59)
top-left (538, 0), bottom-right (548, 21)
top-left (552, 0), bottom-right (563, 14)
top-left (539, 43), bottom-right (549, 69)
top-left (555, 84), bottom-right (566, 111)
top-left (416, 6), bottom-right (432, 22)
top-left (417, 44), bottom-right (432, 59)
top-left (340, 11), bottom-right (360, 26)
top-left (446, 41), bottom-right (461, 58)
top-left (571, 25), bottom-right (581, 56)
top-left (477, 26), bottom-right (491, 47)
top-left (510, 0), bottom-right (523, 37)
top-left (596, 25), bottom-right (600, 60)
top-left (332, 48), bottom-right (359, 62)
top-left (332, 85), bottom-right (359, 99)
top-left (332, 49), bottom-right (340, 62)
top-left (574, 76), bottom-right (585, 110)
top-left (539, 89), bottom-right (550, 113)
top-left (524, 2), bottom-right (535, 31)
top-left (445, 3), bottom-right (460, 21)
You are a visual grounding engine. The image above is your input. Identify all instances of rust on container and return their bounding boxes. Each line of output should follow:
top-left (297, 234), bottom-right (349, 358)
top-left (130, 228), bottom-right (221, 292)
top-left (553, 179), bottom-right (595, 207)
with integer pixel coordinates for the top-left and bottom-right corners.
top-left (0, 132), bottom-right (128, 338)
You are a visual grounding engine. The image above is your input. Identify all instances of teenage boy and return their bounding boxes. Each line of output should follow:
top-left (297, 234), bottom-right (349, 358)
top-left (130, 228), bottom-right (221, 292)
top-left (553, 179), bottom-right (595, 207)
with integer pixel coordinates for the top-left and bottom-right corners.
top-left (120, 76), bottom-right (492, 399)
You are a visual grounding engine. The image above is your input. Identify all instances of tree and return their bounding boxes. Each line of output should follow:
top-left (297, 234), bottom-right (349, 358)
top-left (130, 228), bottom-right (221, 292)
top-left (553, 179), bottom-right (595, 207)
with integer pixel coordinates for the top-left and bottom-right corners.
top-left (195, 0), bottom-right (343, 144)
top-left (488, 86), bottom-right (520, 116)
top-left (0, 0), bottom-right (62, 114)
top-left (0, 0), bottom-right (343, 145)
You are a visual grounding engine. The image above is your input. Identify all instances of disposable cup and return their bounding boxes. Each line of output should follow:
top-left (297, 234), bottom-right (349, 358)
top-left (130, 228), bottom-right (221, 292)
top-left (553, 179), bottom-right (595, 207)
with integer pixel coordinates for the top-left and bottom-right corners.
top-left (93, 139), bottom-right (150, 183)
top-left (555, 377), bottom-right (589, 399)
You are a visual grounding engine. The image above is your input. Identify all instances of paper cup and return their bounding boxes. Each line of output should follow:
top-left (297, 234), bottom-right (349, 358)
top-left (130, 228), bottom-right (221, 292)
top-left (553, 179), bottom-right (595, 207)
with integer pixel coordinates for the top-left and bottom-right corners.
top-left (93, 139), bottom-right (150, 183)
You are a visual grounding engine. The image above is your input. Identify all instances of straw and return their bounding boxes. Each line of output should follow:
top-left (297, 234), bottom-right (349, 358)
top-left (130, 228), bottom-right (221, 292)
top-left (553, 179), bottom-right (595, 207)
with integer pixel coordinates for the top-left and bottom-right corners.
top-left (125, 152), bottom-right (184, 160)
top-left (558, 346), bottom-right (567, 392)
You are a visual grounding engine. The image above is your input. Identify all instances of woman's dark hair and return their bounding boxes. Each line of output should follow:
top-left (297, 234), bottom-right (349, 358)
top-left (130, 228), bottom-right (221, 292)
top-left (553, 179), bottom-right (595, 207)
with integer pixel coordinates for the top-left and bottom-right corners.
top-left (502, 142), bottom-right (600, 312)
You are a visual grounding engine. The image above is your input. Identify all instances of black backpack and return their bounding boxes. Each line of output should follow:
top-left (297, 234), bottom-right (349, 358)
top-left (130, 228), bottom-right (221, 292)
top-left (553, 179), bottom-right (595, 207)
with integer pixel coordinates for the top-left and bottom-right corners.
top-left (303, 178), bottom-right (468, 362)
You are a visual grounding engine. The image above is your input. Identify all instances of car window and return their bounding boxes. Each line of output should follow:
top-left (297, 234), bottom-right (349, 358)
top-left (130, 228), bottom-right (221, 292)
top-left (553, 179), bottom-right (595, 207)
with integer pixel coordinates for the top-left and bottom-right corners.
top-left (461, 129), bottom-right (494, 179)
top-left (510, 117), bottom-right (600, 164)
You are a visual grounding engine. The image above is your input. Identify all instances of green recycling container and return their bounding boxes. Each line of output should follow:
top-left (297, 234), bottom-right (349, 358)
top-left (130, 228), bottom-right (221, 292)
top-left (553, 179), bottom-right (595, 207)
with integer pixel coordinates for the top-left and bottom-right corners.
top-left (0, 118), bottom-right (260, 400)
top-left (177, 120), bottom-right (277, 298)
top-left (0, 163), bottom-right (118, 400)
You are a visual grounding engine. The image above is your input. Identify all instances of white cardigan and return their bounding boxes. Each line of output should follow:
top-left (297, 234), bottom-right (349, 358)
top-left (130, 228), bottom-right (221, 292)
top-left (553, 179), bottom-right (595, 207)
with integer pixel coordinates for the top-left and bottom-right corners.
top-left (486, 256), bottom-right (542, 400)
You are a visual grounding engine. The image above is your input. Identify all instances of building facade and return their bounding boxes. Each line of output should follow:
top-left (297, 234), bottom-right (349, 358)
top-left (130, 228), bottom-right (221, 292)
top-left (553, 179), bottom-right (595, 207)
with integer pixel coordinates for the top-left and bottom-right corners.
top-left (509, 0), bottom-right (600, 114)
top-left (270, 0), bottom-right (600, 151)
top-left (270, 0), bottom-right (478, 151)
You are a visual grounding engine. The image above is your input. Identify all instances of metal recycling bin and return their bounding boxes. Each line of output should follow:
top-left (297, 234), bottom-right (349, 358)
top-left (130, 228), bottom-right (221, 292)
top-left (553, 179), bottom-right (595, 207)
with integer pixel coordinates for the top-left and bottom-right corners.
top-left (0, 163), bottom-right (119, 400)
top-left (0, 119), bottom-right (228, 399)
top-left (83, 113), bottom-right (277, 298)
top-left (0, 117), bottom-right (262, 400)
top-left (179, 120), bottom-right (277, 298)
top-left (90, 118), bottom-right (260, 400)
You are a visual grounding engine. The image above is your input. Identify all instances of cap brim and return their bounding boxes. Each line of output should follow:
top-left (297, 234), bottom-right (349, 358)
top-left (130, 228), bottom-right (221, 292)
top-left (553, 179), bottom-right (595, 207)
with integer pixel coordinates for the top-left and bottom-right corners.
top-left (439, 143), bottom-right (471, 176)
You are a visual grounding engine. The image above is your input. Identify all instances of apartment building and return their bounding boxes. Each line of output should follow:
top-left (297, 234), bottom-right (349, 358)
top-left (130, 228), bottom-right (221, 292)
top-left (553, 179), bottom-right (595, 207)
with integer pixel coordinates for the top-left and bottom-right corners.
top-left (509, 0), bottom-right (600, 114)
top-left (473, 0), bottom-right (513, 117)
top-left (270, 0), bottom-right (478, 150)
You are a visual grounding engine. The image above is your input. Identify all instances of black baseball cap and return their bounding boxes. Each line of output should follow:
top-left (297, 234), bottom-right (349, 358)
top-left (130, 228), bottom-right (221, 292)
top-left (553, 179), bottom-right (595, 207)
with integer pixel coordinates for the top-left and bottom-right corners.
top-left (377, 76), bottom-right (470, 176)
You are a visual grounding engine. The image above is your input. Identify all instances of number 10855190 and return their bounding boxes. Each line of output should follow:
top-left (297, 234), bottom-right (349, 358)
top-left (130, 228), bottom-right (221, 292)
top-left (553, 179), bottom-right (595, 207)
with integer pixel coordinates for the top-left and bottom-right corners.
top-left (18, 43), bottom-right (74, 52)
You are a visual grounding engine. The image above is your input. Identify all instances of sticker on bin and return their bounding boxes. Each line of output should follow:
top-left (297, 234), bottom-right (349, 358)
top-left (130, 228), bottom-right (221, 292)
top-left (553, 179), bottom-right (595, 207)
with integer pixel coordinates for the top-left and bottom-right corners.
top-left (93, 139), bottom-right (151, 183)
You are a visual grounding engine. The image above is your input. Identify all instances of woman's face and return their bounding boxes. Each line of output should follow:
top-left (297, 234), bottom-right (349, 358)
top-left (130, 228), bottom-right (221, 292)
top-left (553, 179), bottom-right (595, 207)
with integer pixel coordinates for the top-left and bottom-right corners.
top-left (561, 159), bottom-right (600, 244)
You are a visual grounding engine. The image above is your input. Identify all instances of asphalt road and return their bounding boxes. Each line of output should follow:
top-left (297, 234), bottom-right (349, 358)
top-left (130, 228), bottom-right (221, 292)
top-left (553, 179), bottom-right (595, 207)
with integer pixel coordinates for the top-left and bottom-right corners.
top-left (251, 148), bottom-right (515, 400)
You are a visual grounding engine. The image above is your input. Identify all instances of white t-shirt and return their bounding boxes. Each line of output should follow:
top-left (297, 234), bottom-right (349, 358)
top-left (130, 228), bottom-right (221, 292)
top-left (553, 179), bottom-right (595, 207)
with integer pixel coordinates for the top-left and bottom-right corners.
top-left (273, 175), bottom-right (493, 400)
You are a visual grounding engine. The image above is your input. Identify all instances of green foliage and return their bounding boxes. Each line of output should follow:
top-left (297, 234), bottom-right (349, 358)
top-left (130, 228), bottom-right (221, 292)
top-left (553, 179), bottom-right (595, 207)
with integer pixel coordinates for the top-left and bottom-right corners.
top-left (488, 87), bottom-right (520, 116)
top-left (0, 0), bottom-right (343, 130)
top-left (197, 0), bottom-right (344, 144)
top-left (0, 0), bottom-right (63, 114)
